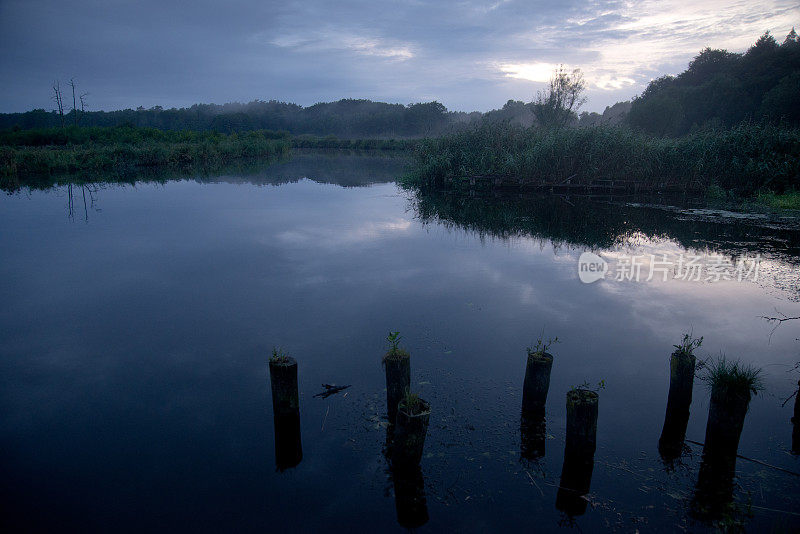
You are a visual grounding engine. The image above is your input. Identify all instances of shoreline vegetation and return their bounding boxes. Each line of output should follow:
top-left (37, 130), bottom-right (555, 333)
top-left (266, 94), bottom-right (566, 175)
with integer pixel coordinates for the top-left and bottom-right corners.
top-left (0, 126), bottom-right (291, 177)
top-left (0, 125), bottom-right (412, 185)
top-left (2, 30), bottom-right (799, 208)
top-left (400, 122), bottom-right (800, 197)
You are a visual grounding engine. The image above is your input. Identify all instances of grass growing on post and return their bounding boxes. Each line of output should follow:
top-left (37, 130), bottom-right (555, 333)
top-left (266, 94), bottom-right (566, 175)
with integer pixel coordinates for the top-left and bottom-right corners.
top-left (399, 390), bottom-right (429, 416)
top-left (270, 347), bottom-right (292, 364)
top-left (704, 357), bottom-right (764, 398)
top-left (673, 332), bottom-right (703, 357)
top-left (527, 332), bottom-right (559, 357)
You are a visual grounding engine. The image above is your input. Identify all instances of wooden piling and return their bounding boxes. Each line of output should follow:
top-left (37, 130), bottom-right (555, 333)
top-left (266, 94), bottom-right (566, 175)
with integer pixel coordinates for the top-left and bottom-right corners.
top-left (658, 350), bottom-right (696, 463)
top-left (269, 357), bottom-right (299, 417)
top-left (556, 389), bottom-right (598, 517)
top-left (520, 405), bottom-right (547, 460)
top-left (792, 380), bottom-right (799, 455)
top-left (691, 380), bottom-right (753, 521)
top-left (384, 351), bottom-right (411, 425)
top-left (522, 351), bottom-right (553, 412)
top-left (392, 397), bottom-right (430, 467)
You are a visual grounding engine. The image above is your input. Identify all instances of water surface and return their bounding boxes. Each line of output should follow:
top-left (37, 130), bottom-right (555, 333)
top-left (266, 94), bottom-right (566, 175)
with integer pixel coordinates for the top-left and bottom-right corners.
top-left (2, 151), bottom-right (799, 532)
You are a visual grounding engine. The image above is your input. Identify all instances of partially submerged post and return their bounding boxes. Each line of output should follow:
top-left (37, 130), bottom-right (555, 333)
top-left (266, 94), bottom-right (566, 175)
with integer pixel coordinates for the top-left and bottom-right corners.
top-left (521, 337), bottom-right (556, 459)
top-left (269, 348), bottom-right (299, 416)
top-left (392, 391), bottom-right (431, 467)
top-left (384, 332), bottom-right (411, 426)
top-left (556, 388), bottom-right (598, 517)
top-left (691, 357), bottom-right (762, 522)
top-left (520, 406), bottom-right (547, 460)
top-left (659, 334), bottom-right (700, 464)
top-left (522, 349), bottom-right (553, 412)
top-left (269, 348), bottom-right (302, 471)
top-left (392, 464), bottom-right (429, 529)
top-left (793, 380), bottom-right (800, 455)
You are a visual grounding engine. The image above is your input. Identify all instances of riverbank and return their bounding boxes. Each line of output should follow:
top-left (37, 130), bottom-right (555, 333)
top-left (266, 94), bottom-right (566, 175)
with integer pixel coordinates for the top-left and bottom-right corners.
top-left (0, 125), bottom-right (291, 177)
top-left (402, 123), bottom-right (800, 196)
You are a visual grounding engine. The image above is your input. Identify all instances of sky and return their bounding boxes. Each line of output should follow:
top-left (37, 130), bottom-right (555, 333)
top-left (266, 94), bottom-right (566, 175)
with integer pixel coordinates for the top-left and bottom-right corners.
top-left (0, 0), bottom-right (798, 114)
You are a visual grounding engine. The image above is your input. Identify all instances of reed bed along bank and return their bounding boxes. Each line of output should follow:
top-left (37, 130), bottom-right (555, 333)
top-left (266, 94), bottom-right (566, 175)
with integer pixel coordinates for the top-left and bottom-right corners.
top-left (402, 123), bottom-right (800, 195)
top-left (0, 126), bottom-right (291, 176)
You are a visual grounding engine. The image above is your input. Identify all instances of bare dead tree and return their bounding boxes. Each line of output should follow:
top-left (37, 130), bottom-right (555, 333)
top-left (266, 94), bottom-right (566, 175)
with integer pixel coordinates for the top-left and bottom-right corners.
top-left (68, 78), bottom-right (78, 126)
top-left (52, 80), bottom-right (65, 128)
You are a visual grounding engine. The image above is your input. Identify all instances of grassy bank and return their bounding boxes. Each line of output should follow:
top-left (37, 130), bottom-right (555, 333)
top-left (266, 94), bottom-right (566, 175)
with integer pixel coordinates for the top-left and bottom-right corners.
top-left (0, 125), bottom-right (291, 176)
top-left (291, 135), bottom-right (417, 150)
top-left (402, 123), bottom-right (800, 195)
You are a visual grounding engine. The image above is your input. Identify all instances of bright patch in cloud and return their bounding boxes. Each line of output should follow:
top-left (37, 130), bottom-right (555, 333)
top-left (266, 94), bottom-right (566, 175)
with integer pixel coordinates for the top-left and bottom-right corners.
top-left (266, 30), bottom-right (414, 61)
top-left (499, 62), bottom-right (558, 82)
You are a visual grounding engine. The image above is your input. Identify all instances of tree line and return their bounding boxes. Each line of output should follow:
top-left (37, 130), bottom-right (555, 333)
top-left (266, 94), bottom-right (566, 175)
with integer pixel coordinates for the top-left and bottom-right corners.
top-left (628, 29), bottom-right (800, 136)
top-left (1, 29), bottom-right (797, 139)
top-left (0, 99), bottom-right (459, 139)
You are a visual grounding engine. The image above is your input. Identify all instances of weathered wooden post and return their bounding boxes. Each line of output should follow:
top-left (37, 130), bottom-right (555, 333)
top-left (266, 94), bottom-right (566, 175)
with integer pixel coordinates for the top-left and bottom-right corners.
top-left (658, 348), bottom-right (696, 463)
top-left (520, 405), bottom-right (547, 460)
top-left (384, 349), bottom-right (410, 426)
top-left (392, 393), bottom-right (431, 467)
top-left (556, 389), bottom-right (598, 517)
top-left (691, 359), bottom-right (760, 522)
top-left (269, 352), bottom-right (299, 417)
top-left (521, 345), bottom-right (554, 459)
top-left (522, 350), bottom-right (553, 412)
top-left (392, 464), bottom-right (429, 529)
top-left (793, 380), bottom-right (800, 455)
top-left (269, 349), bottom-right (302, 471)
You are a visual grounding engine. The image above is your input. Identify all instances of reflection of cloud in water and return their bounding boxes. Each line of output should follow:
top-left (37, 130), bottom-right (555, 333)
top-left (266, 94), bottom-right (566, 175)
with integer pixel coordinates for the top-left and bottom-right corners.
top-left (275, 219), bottom-right (412, 248)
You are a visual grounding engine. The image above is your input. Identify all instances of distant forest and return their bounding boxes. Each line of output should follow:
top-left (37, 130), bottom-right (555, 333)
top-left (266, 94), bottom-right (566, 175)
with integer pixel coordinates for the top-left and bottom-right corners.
top-left (0, 29), bottom-right (797, 139)
top-left (628, 29), bottom-right (800, 136)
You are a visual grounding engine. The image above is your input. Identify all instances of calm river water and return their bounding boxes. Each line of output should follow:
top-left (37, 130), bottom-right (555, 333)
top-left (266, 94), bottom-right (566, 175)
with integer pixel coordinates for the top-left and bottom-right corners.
top-left (2, 151), bottom-right (799, 532)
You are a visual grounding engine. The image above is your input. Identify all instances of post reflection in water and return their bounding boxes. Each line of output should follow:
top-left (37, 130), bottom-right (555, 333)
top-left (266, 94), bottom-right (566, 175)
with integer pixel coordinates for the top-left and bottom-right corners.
top-left (690, 379), bottom-right (753, 522)
top-left (520, 406), bottom-right (547, 461)
top-left (273, 411), bottom-right (303, 472)
top-left (521, 349), bottom-right (553, 461)
top-left (556, 390), bottom-right (598, 518)
top-left (384, 427), bottom-right (429, 528)
top-left (793, 380), bottom-right (800, 456)
top-left (658, 349), bottom-right (696, 466)
top-left (392, 464), bottom-right (429, 529)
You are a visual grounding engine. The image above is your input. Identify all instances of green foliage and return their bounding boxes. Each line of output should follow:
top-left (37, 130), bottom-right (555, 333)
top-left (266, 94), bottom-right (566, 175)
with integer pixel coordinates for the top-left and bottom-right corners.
top-left (387, 331), bottom-right (403, 352)
top-left (383, 331), bottom-right (409, 361)
top-left (270, 347), bottom-right (291, 364)
top-left (704, 357), bottom-right (764, 397)
top-left (399, 389), bottom-right (428, 415)
top-left (527, 331), bottom-right (559, 356)
top-left (628, 29), bottom-right (800, 135)
top-left (402, 121), bottom-right (800, 195)
top-left (673, 332), bottom-right (703, 356)
top-left (291, 135), bottom-right (416, 150)
top-left (531, 66), bottom-right (587, 129)
top-left (0, 98), bottom-right (453, 138)
top-left (0, 125), bottom-right (291, 176)
top-left (756, 189), bottom-right (800, 209)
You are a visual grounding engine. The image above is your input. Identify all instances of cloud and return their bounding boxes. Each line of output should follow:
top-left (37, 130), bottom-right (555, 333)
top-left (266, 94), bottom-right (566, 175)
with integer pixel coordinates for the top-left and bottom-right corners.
top-left (263, 29), bottom-right (414, 60)
top-left (498, 62), bottom-right (559, 83)
top-left (0, 0), bottom-right (798, 112)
